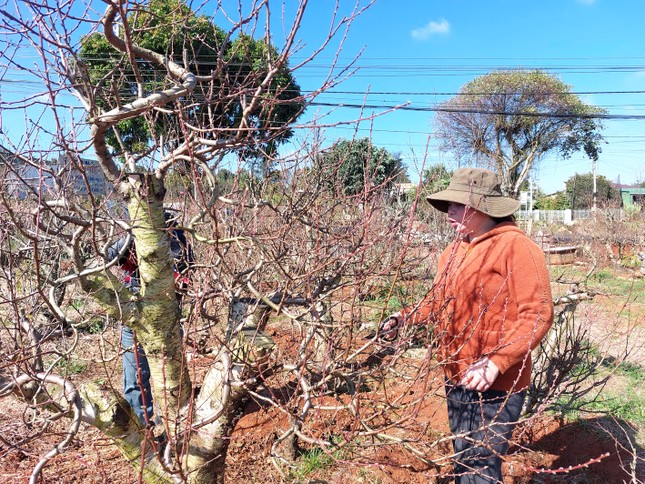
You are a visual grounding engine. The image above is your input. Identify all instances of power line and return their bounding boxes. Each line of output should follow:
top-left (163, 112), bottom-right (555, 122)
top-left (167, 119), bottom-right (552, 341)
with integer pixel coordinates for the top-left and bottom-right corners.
top-left (314, 89), bottom-right (645, 97)
top-left (307, 101), bottom-right (645, 120)
top-left (6, 75), bottom-right (645, 98)
top-left (292, 55), bottom-right (645, 61)
top-left (327, 124), bottom-right (645, 141)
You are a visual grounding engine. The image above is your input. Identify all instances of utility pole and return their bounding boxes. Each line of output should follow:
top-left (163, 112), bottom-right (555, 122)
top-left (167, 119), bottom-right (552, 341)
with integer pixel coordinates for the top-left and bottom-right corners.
top-left (571, 174), bottom-right (577, 219)
top-left (527, 178), bottom-right (534, 235)
top-left (592, 159), bottom-right (598, 219)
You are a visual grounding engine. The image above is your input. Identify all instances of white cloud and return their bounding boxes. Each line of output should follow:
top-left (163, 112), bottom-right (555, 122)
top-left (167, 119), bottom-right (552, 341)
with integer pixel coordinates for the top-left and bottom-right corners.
top-left (411, 18), bottom-right (450, 40)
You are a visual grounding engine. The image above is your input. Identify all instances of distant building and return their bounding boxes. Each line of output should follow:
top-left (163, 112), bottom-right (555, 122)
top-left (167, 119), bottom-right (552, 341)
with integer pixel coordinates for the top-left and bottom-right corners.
top-left (519, 190), bottom-right (534, 210)
top-left (393, 182), bottom-right (416, 193)
top-left (0, 144), bottom-right (107, 197)
top-left (613, 183), bottom-right (645, 207)
top-left (0, 145), bottom-right (54, 198)
top-left (56, 153), bottom-right (108, 196)
top-left (391, 182), bottom-right (417, 197)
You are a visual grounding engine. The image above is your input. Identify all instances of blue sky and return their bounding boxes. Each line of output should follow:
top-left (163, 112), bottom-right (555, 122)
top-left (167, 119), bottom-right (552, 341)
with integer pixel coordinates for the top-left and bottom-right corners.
top-left (291, 0), bottom-right (645, 193)
top-left (1, 0), bottom-right (644, 193)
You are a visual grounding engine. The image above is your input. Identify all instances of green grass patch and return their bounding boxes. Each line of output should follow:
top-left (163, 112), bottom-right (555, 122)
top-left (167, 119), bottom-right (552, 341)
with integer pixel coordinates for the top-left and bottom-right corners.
top-left (613, 360), bottom-right (644, 383)
top-left (550, 265), bottom-right (645, 300)
top-left (549, 265), bottom-right (645, 322)
top-left (591, 269), bottom-right (612, 283)
top-left (558, 357), bottom-right (645, 426)
top-left (81, 318), bottom-right (106, 334)
top-left (70, 299), bottom-right (86, 311)
top-left (594, 360), bottom-right (645, 424)
top-left (584, 395), bottom-right (644, 424)
top-left (55, 358), bottom-right (87, 375)
top-left (363, 279), bottom-right (429, 322)
top-left (290, 446), bottom-right (343, 480)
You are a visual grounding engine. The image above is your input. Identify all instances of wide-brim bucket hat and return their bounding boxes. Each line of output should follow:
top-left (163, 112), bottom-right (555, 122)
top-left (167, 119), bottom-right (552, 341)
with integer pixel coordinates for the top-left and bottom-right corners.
top-left (426, 167), bottom-right (520, 218)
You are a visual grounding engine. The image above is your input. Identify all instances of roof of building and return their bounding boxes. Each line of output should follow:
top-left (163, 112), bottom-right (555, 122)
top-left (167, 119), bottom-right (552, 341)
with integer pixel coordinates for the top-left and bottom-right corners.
top-left (612, 182), bottom-right (645, 191)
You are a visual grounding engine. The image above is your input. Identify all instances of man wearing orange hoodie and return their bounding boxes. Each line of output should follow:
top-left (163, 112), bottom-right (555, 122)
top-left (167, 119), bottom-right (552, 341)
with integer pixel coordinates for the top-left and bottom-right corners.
top-left (382, 168), bottom-right (554, 483)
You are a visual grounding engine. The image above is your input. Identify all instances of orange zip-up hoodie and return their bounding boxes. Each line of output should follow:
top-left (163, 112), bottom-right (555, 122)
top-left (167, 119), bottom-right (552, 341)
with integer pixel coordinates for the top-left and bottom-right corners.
top-left (402, 222), bottom-right (554, 392)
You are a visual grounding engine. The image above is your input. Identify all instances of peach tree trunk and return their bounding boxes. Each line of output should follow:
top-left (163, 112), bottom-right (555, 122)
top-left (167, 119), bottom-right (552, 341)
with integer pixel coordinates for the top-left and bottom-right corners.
top-left (125, 176), bottom-right (192, 427)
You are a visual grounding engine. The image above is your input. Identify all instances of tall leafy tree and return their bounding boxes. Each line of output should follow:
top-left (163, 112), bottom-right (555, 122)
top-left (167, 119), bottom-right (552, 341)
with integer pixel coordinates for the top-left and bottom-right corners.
top-left (317, 138), bottom-right (407, 196)
top-left (534, 191), bottom-right (570, 210)
top-left (423, 163), bottom-right (453, 194)
top-left (77, 0), bottom-right (303, 157)
top-left (565, 172), bottom-right (619, 209)
top-left (435, 70), bottom-right (605, 197)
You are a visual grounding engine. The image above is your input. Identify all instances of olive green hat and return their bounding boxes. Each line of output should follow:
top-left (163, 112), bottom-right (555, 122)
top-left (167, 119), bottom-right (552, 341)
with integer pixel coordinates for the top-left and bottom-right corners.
top-left (426, 167), bottom-right (520, 217)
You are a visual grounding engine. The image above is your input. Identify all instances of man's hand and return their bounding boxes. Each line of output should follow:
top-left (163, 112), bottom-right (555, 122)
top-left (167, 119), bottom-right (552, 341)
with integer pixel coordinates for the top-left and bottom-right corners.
top-left (459, 357), bottom-right (500, 392)
top-left (377, 315), bottom-right (401, 342)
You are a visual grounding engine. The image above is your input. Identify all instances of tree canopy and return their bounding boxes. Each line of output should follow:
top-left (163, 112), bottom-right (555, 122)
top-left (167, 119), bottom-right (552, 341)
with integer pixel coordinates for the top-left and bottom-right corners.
top-left (77, 0), bottom-right (303, 157)
top-left (316, 138), bottom-right (408, 196)
top-left (435, 70), bottom-right (606, 197)
top-left (423, 163), bottom-right (453, 194)
top-left (565, 172), bottom-right (619, 209)
top-left (534, 191), bottom-right (570, 210)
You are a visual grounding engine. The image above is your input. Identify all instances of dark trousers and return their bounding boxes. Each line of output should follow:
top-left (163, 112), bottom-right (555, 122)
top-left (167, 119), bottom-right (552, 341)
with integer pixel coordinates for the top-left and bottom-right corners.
top-left (445, 383), bottom-right (525, 483)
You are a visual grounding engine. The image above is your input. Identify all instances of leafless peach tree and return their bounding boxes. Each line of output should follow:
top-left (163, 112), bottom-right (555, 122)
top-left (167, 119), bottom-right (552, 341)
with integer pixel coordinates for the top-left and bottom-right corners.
top-left (0, 0), bottom-right (418, 482)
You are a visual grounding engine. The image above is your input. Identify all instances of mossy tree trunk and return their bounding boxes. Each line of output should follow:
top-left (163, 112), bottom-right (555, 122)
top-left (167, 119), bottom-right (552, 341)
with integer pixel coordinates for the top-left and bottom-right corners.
top-left (125, 175), bottom-right (192, 427)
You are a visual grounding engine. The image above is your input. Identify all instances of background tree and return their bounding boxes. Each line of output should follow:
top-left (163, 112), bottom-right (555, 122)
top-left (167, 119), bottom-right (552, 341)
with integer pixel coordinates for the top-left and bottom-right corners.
top-left (316, 137), bottom-right (408, 196)
top-left (77, 0), bottom-right (303, 159)
top-left (435, 70), bottom-right (606, 197)
top-left (565, 172), bottom-right (619, 209)
top-left (534, 191), bottom-right (570, 210)
top-left (423, 163), bottom-right (453, 194)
